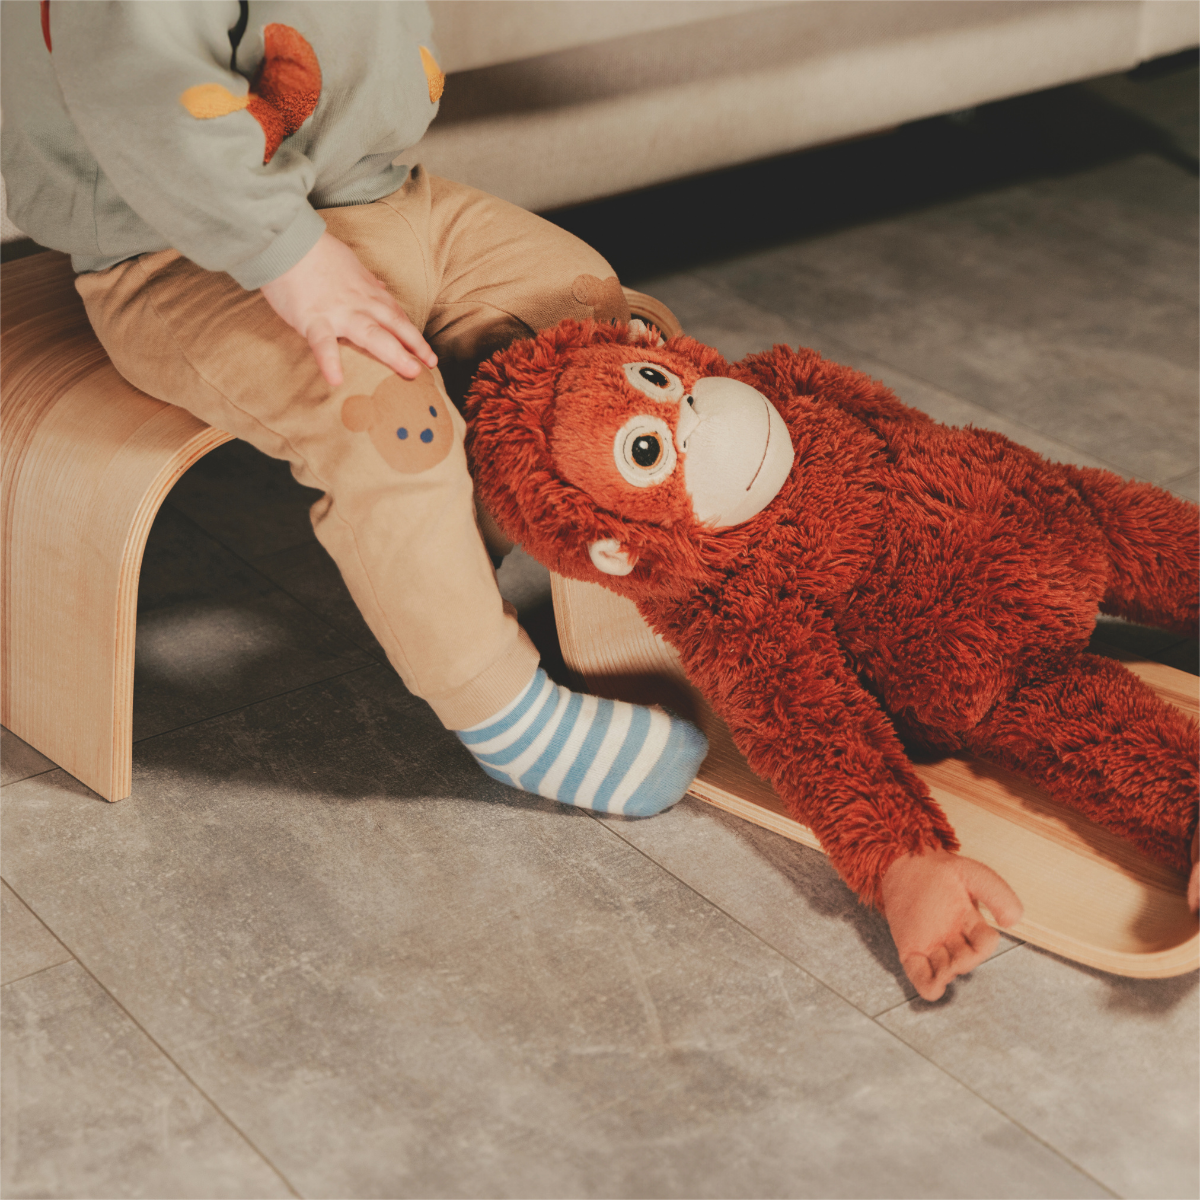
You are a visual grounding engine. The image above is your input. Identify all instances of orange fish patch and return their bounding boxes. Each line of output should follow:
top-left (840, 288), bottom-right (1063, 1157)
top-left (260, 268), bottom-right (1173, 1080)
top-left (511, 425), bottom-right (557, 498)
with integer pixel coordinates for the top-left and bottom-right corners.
top-left (180, 24), bottom-right (321, 164)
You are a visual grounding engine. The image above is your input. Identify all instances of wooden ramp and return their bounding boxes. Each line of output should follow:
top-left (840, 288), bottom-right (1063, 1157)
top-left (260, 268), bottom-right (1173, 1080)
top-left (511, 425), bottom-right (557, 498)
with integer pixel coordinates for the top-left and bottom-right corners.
top-left (552, 574), bottom-right (1199, 980)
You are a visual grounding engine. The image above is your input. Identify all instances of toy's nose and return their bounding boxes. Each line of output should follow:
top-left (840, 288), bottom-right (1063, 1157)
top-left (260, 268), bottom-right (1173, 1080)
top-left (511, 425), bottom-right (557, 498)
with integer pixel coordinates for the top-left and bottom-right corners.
top-left (675, 394), bottom-right (702, 451)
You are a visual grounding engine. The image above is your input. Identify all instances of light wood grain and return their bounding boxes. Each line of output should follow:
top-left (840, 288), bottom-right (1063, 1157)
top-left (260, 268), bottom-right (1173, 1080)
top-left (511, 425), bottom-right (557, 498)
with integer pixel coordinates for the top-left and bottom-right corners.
top-left (621, 289), bottom-right (684, 340)
top-left (551, 573), bottom-right (1199, 979)
top-left (1, 252), bottom-right (232, 801)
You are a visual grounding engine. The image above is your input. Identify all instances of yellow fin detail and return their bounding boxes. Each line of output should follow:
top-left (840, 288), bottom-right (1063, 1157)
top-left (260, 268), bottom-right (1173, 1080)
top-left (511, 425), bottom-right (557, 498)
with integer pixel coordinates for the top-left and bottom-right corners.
top-left (419, 46), bottom-right (444, 104)
top-left (180, 82), bottom-right (250, 120)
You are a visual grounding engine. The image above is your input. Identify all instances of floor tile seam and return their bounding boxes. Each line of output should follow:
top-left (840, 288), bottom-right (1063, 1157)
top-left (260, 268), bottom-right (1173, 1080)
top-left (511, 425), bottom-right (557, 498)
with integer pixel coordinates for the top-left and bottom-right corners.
top-left (246, 541), bottom-right (390, 665)
top-left (159, 500), bottom-right (388, 666)
top-left (586, 811), bottom-right (895, 1016)
top-left (131, 661), bottom-right (384, 747)
top-left (863, 996), bottom-right (1123, 1200)
top-left (0, 763), bottom-right (59, 789)
top-left (0, 958), bottom-right (78, 991)
top-left (0, 916), bottom-right (305, 1200)
top-left (1158, 466), bottom-right (1200, 490)
top-left (589, 816), bottom-right (1122, 1196)
top-left (864, 945), bottom-right (1123, 1200)
top-left (0, 874), bottom-right (74, 956)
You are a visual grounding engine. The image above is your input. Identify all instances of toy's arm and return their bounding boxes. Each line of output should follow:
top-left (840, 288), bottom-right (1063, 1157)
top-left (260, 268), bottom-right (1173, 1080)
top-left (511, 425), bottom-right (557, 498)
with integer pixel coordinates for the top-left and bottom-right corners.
top-left (678, 600), bottom-right (1023, 997)
top-left (677, 598), bottom-right (957, 907)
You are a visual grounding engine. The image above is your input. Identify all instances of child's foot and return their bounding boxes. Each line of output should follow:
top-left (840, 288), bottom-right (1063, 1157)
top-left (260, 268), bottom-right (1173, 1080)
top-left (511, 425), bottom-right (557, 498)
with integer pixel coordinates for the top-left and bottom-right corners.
top-left (456, 668), bottom-right (707, 816)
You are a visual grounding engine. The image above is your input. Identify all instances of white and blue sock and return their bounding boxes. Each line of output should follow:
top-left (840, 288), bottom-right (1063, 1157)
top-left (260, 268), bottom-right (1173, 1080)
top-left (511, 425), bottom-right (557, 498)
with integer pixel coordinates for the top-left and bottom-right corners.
top-left (456, 668), bottom-right (708, 816)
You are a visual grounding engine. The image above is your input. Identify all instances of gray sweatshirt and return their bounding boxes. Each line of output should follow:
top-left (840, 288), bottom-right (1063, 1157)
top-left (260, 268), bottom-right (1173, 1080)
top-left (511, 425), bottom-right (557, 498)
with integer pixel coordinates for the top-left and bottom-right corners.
top-left (1, 0), bottom-right (441, 288)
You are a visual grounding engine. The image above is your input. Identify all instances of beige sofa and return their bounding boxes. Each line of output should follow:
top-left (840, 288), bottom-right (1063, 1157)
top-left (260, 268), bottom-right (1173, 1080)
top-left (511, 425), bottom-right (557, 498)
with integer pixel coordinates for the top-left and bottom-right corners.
top-left (2, 0), bottom-right (1196, 243)
top-left (417, 0), bottom-right (1199, 212)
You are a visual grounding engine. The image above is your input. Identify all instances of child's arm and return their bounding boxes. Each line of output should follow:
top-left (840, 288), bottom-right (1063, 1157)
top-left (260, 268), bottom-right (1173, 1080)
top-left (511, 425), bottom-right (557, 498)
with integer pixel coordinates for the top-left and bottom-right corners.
top-left (261, 231), bottom-right (436, 385)
top-left (33, 3), bottom-right (441, 384)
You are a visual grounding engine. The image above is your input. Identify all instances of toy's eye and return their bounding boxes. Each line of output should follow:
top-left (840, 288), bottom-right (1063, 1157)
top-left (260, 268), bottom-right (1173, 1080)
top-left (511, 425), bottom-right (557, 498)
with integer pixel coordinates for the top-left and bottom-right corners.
top-left (623, 361), bottom-right (684, 404)
top-left (614, 414), bottom-right (677, 487)
top-left (631, 434), bottom-right (661, 466)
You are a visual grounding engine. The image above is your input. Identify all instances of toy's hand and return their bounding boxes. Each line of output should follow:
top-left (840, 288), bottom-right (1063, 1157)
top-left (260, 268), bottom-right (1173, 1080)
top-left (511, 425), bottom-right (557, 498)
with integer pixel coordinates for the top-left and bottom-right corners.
top-left (881, 849), bottom-right (1024, 1001)
top-left (260, 232), bottom-right (437, 386)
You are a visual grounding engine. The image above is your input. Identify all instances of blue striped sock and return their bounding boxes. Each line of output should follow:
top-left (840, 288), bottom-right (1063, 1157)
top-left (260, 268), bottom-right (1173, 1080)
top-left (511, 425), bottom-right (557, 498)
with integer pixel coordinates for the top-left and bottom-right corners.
top-left (456, 668), bottom-right (708, 816)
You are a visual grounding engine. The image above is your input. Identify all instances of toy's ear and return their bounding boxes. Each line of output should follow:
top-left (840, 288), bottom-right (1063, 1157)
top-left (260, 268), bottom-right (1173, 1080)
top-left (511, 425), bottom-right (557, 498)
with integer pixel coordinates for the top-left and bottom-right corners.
top-left (342, 393), bottom-right (373, 432)
top-left (588, 538), bottom-right (636, 576)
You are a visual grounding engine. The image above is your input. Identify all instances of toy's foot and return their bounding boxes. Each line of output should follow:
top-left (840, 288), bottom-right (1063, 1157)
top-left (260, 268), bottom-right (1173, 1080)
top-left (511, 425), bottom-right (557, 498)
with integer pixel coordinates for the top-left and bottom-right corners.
top-left (456, 667), bottom-right (708, 816)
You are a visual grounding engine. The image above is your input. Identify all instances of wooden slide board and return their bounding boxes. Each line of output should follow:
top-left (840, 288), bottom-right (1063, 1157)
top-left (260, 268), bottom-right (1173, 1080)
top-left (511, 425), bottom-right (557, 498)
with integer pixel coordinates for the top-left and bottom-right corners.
top-left (551, 573), bottom-right (1199, 980)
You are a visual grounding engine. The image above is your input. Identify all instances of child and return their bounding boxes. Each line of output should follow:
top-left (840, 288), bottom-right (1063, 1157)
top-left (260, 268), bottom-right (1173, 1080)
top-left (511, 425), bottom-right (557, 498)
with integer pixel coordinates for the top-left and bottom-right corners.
top-left (2, 0), bottom-right (707, 814)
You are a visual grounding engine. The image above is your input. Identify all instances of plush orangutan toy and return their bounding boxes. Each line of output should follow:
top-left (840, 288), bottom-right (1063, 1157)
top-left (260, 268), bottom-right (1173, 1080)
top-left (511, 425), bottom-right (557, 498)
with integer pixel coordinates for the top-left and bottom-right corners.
top-left (464, 320), bottom-right (1199, 999)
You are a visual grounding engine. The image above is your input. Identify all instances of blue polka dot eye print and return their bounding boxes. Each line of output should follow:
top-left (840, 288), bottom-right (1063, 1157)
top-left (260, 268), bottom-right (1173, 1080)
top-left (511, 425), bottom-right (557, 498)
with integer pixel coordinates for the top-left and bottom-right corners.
top-left (397, 427), bottom-right (409, 440)
top-left (420, 428), bottom-right (434, 443)
top-left (429, 406), bottom-right (438, 417)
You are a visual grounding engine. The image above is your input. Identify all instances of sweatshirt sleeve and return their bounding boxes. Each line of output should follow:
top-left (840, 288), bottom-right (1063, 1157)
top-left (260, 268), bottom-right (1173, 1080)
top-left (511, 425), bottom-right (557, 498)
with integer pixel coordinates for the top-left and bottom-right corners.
top-left (47, 0), bottom-right (326, 288)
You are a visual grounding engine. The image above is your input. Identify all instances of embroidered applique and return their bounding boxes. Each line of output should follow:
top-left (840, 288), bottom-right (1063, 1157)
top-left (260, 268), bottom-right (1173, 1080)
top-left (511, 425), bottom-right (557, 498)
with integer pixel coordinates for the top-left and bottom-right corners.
top-left (419, 46), bottom-right (444, 104)
top-left (342, 370), bottom-right (455, 474)
top-left (572, 275), bottom-right (631, 325)
top-left (40, 0), bottom-right (50, 52)
top-left (178, 23), bottom-right (321, 164)
top-left (180, 82), bottom-right (250, 120)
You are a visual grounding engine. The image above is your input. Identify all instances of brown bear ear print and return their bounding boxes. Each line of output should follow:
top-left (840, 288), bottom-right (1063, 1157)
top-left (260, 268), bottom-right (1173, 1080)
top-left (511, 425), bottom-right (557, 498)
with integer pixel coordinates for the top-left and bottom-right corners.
top-left (341, 394), bottom-right (373, 432)
top-left (572, 274), bottom-right (631, 325)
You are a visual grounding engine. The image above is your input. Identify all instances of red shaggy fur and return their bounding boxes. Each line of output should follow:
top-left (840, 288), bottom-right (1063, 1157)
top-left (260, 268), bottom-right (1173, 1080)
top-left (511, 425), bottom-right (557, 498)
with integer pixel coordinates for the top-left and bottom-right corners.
top-left (465, 322), bottom-right (1199, 907)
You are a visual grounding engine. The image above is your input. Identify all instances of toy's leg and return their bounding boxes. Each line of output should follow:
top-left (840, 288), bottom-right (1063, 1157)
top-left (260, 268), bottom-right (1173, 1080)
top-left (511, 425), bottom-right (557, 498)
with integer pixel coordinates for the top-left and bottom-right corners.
top-left (963, 650), bottom-right (1198, 874)
top-left (1062, 465), bottom-right (1199, 637)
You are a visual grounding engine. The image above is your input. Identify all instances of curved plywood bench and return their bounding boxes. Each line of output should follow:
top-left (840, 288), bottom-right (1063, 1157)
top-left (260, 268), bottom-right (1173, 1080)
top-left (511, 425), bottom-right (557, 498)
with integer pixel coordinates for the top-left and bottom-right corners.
top-left (1, 251), bottom-right (233, 801)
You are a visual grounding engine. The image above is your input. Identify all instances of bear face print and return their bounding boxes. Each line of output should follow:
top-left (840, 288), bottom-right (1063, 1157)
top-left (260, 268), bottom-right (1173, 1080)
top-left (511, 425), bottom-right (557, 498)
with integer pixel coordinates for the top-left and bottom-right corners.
top-left (341, 370), bottom-right (456, 474)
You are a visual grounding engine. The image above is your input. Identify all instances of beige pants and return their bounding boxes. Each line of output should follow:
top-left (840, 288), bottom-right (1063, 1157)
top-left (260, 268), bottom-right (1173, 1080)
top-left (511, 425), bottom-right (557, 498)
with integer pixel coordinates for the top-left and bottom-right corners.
top-left (77, 168), bottom-right (629, 728)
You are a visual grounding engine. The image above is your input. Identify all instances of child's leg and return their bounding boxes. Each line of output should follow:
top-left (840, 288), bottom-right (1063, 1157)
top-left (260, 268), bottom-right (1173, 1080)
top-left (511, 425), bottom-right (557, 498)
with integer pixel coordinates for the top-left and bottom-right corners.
top-left (321, 169), bottom-right (708, 811)
top-left (962, 650), bottom-right (1198, 875)
top-left (323, 167), bottom-right (635, 401)
top-left (78, 248), bottom-right (535, 727)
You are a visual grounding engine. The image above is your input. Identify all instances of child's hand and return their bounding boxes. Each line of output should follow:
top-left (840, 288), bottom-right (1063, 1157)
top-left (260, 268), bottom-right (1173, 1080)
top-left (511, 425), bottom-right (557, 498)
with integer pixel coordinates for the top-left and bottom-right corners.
top-left (260, 231), bottom-right (437, 386)
top-left (881, 849), bottom-right (1023, 1001)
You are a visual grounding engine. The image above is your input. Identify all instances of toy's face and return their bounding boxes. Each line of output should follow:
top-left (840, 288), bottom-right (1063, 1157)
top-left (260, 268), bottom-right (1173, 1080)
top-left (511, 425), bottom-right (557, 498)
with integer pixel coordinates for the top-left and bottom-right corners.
top-left (550, 344), bottom-right (795, 541)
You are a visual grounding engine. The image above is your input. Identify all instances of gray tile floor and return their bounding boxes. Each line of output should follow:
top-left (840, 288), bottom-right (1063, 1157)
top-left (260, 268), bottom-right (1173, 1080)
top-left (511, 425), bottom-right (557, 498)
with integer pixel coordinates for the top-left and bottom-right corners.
top-left (3, 64), bottom-right (1198, 1200)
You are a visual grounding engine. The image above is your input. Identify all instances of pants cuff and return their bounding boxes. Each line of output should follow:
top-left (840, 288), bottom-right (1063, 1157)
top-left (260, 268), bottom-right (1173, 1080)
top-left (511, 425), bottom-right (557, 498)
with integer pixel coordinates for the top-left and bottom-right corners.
top-left (426, 623), bottom-right (542, 731)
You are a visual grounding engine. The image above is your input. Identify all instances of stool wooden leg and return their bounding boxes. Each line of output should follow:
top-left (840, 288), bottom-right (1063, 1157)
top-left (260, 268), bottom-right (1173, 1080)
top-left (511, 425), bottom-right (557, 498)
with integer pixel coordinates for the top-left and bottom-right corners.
top-left (2, 251), bottom-right (232, 801)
